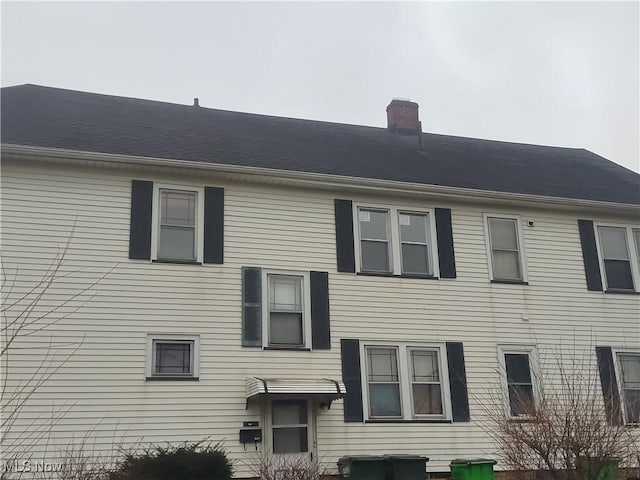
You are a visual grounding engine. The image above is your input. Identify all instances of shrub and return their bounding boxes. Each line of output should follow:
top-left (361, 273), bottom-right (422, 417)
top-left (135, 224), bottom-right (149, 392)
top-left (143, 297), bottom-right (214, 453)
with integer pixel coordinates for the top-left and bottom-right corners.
top-left (108, 440), bottom-right (233, 480)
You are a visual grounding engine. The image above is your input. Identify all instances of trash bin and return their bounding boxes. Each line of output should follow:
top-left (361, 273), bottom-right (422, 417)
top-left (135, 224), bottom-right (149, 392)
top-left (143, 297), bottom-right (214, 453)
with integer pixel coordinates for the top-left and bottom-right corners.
top-left (579, 457), bottom-right (620, 480)
top-left (450, 458), bottom-right (497, 480)
top-left (338, 454), bottom-right (429, 480)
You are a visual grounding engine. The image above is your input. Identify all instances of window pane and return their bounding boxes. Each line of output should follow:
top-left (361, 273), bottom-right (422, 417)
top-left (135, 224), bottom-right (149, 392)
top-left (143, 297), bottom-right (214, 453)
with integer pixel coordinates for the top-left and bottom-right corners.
top-left (368, 348), bottom-right (398, 382)
top-left (361, 240), bottom-right (390, 272)
top-left (604, 260), bottom-right (634, 290)
top-left (599, 227), bottom-right (629, 260)
top-left (489, 218), bottom-right (518, 250)
top-left (412, 384), bottom-right (443, 415)
top-left (492, 250), bottom-right (521, 280)
top-left (161, 190), bottom-right (196, 226)
top-left (508, 384), bottom-right (534, 416)
top-left (269, 312), bottom-right (303, 345)
top-left (623, 390), bottom-right (640, 424)
top-left (158, 226), bottom-right (195, 260)
top-left (269, 276), bottom-right (302, 311)
top-left (402, 244), bottom-right (430, 275)
top-left (369, 384), bottom-right (402, 417)
top-left (155, 342), bottom-right (191, 374)
top-left (505, 354), bottom-right (532, 384)
top-left (411, 350), bottom-right (440, 382)
top-left (273, 427), bottom-right (308, 453)
top-left (273, 400), bottom-right (307, 425)
top-left (620, 355), bottom-right (640, 387)
top-left (359, 209), bottom-right (389, 240)
top-left (399, 213), bottom-right (428, 244)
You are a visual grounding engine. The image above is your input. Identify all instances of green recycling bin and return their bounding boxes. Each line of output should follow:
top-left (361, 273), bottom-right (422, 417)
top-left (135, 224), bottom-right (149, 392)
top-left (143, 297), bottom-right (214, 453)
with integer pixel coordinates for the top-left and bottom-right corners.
top-left (450, 458), bottom-right (497, 480)
top-left (338, 454), bottom-right (429, 480)
top-left (579, 457), bottom-right (620, 480)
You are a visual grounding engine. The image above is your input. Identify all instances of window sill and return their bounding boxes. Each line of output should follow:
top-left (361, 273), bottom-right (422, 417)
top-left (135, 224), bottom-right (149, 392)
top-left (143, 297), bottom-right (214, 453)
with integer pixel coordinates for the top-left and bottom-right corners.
top-left (365, 419), bottom-right (452, 424)
top-left (491, 279), bottom-right (529, 285)
top-left (263, 346), bottom-right (311, 351)
top-left (146, 376), bottom-right (199, 381)
top-left (357, 272), bottom-right (438, 280)
top-left (605, 289), bottom-right (640, 295)
top-left (152, 259), bottom-right (202, 265)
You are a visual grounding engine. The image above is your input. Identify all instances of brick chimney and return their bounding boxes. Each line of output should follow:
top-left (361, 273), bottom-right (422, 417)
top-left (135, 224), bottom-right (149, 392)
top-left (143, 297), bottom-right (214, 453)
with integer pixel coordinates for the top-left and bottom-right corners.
top-left (386, 98), bottom-right (420, 134)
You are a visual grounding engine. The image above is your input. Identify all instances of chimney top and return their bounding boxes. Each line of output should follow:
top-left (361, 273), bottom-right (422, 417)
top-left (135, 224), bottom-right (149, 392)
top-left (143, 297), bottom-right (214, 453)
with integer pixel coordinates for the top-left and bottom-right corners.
top-left (193, 98), bottom-right (200, 107)
top-left (386, 99), bottom-right (420, 134)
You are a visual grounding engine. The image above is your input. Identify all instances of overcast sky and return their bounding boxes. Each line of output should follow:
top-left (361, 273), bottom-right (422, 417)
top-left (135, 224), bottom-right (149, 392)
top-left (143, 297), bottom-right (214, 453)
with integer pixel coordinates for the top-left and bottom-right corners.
top-left (2, 1), bottom-right (639, 173)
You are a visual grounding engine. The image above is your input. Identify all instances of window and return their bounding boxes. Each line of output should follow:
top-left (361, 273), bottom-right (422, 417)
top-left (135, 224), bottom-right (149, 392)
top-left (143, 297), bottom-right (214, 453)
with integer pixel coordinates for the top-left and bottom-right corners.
top-left (362, 343), bottom-right (449, 420)
top-left (596, 225), bottom-right (640, 291)
top-left (262, 271), bottom-right (311, 348)
top-left (484, 215), bottom-right (526, 282)
top-left (615, 352), bottom-right (640, 425)
top-left (497, 345), bottom-right (539, 417)
top-left (272, 400), bottom-right (309, 453)
top-left (355, 204), bottom-right (437, 277)
top-left (145, 334), bottom-right (200, 379)
top-left (151, 184), bottom-right (204, 263)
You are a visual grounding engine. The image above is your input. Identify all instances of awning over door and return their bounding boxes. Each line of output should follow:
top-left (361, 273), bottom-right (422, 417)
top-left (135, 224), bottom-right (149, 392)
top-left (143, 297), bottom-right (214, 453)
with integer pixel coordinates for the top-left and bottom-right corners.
top-left (246, 377), bottom-right (346, 407)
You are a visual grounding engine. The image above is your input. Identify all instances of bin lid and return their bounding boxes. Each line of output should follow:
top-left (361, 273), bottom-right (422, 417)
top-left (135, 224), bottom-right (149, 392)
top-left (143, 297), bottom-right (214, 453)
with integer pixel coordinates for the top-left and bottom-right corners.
top-left (339, 455), bottom-right (429, 464)
top-left (450, 458), bottom-right (497, 466)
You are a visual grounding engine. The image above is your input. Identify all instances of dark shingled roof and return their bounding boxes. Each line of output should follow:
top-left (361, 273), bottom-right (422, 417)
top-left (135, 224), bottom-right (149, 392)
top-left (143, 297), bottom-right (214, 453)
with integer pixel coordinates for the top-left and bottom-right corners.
top-left (2, 84), bottom-right (638, 205)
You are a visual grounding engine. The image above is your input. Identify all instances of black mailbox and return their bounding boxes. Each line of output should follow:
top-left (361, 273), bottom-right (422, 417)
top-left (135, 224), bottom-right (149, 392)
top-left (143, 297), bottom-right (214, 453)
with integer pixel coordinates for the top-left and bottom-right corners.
top-left (239, 428), bottom-right (262, 444)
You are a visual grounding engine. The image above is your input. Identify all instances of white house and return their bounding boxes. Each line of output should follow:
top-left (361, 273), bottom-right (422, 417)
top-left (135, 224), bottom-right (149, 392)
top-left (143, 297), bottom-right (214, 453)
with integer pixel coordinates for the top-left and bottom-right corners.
top-left (1, 85), bottom-right (638, 477)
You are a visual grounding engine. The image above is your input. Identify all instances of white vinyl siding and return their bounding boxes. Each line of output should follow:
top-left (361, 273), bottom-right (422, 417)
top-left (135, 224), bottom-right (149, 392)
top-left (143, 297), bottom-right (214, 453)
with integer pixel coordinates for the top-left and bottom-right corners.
top-left (2, 159), bottom-right (639, 476)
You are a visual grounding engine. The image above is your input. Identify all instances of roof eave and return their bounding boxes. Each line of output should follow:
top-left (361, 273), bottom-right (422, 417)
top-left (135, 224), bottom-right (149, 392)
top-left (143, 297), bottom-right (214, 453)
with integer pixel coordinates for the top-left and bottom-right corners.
top-left (2, 143), bottom-right (638, 215)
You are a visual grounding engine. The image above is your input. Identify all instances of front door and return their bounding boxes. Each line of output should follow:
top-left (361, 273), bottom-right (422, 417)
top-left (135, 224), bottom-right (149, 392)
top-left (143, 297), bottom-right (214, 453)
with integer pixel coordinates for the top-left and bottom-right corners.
top-left (269, 399), bottom-right (314, 470)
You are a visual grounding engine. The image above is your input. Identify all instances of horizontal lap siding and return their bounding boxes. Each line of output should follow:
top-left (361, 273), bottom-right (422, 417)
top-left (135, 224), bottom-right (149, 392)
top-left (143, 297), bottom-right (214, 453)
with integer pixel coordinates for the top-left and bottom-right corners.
top-left (1, 161), bottom-right (638, 476)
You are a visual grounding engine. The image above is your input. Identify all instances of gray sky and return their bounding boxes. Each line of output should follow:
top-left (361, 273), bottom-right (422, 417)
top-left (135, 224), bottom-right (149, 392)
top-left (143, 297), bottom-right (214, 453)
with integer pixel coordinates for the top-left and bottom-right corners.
top-left (2, 1), bottom-right (639, 172)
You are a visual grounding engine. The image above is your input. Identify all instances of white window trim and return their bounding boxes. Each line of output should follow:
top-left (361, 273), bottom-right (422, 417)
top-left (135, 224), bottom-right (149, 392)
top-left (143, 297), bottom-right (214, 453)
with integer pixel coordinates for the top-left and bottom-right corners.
top-left (359, 341), bottom-right (451, 421)
top-left (261, 269), bottom-right (312, 349)
top-left (145, 334), bottom-right (201, 379)
top-left (483, 213), bottom-right (528, 282)
top-left (496, 344), bottom-right (540, 419)
top-left (353, 203), bottom-right (440, 277)
top-left (593, 222), bottom-right (640, 292)
top-left (150, 183), bottom-right (205, 263)
top-left (612, 347), bottom-right (640, 426)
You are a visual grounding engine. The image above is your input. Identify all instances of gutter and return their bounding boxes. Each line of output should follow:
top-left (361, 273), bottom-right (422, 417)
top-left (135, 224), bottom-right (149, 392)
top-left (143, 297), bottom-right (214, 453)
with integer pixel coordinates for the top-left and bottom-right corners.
top-left (2, 143), bottom-right (638, 215)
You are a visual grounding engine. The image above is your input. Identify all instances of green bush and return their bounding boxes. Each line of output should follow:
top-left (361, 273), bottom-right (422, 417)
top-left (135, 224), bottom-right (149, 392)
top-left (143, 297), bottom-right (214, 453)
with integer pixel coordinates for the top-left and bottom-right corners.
top-left (108, 440), bottom-right (233, 480)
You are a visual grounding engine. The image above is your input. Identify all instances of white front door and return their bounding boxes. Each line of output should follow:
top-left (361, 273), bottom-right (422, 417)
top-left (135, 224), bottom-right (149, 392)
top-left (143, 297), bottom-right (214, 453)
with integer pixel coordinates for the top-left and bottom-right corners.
top-left (269, 399), bottom-right (314, 469)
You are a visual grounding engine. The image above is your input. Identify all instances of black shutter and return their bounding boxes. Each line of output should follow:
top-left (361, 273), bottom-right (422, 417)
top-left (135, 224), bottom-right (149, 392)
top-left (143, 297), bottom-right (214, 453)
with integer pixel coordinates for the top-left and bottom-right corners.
top-left (578, 220), bottom-right (603, 291)
top-left (340, 339), bottom-right (364, 422)
top-left (446, 341), bottom-right (470, 422)
top-left (310, 271), bottom-right (331, 350)
top-left (596, 346), bottom-right (623, 425)
top-left (335, 200), bottom-right (356, 273)
top-left (204, 187), bottom-right (224, 264)
top-left (242, 267), bottom-right (262, 347)
top-left (129, 180), bottom-right (153, 260)
top-left (435, 208), bottom-right (457, 278)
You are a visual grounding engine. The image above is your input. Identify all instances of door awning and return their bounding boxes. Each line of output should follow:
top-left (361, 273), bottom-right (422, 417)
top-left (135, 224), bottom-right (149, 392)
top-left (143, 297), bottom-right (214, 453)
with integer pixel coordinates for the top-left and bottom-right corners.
top-left (246, 377), bottom-right (346, 407)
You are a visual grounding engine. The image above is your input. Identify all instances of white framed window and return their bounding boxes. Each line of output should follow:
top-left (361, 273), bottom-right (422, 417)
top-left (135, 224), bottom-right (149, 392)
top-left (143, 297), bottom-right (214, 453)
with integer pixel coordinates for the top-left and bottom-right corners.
top-left (595, 223), bottom-right (640, 292)
top-left (613, 350), bottom-right (640, 425)
top-left (497, 345), bottom-right (540, 418)
top-left (354, 204), bottom-right (438, 277)
top-left (262, 270), bottom-right (312, 349)
top-left (145, 334), bottom-right (200, 379)
top-left (151, 184), bottom-right (205, 263)
top-left (271, 399), bottom-right (310, 454)
top-left (483, 214), bottom-right (527, 282)
top-left (360, 342), bottom-right (450, 420)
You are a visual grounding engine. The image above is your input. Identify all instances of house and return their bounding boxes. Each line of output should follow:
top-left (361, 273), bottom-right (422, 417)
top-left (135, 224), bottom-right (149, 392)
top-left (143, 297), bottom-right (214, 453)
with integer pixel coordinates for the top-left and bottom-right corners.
top-left (1, 84), bottom-right (638, 477)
